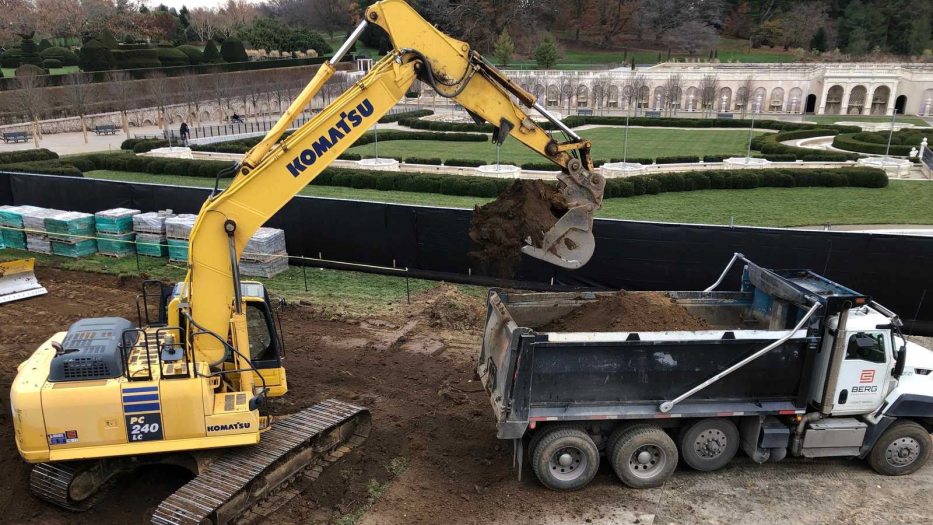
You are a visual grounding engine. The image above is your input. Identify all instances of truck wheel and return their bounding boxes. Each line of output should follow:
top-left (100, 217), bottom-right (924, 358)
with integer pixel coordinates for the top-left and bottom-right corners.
top-left (868, 421), bottom-right (931, 476)
top-left (611, 425), bottom-right (677, 489)
top-left (531, 427), bottom-right (600, 491)
top-left (679, 418), bottom-right (740, 472)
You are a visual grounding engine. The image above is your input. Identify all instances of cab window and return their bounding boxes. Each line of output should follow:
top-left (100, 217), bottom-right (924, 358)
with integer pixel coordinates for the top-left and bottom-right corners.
top-left (246, 302), bottom-right (273, 361)
top-left (845, 331), bottom-right (887, 364)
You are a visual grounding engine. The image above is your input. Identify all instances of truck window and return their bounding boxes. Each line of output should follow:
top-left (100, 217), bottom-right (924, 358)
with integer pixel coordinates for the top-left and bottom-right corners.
top-left (246, 303), bottom-right (272, 360)
top-left (845, 332), bottom-right (886, 364)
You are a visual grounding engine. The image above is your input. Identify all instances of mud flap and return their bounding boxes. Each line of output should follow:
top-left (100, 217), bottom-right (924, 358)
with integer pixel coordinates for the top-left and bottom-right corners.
top-left (512, 438), bottom-right (523, 481)
top-left (0, 258), bottom-right (47, 304)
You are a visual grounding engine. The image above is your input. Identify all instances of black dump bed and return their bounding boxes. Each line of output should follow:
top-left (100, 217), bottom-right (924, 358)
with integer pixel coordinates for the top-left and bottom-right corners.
top-left (477, 286), bottom-right (821, 439)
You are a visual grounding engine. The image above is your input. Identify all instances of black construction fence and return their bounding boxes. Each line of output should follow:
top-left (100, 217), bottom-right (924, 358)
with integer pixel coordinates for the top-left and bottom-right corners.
top-left (2, 171), bottom-right (932, 335)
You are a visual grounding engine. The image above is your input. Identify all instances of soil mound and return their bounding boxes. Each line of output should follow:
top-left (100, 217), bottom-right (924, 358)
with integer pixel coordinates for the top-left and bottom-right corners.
top-left (421, 284), bottom-right (485, 331)
top-left (468, 179), bottom-right (567, 277)
top-left (540, 291), bottom-right (710, 332)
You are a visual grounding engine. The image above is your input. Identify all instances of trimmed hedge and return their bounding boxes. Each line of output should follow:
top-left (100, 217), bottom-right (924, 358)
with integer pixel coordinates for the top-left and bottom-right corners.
top-left (78, 40), bottom-right (115, 72)
top-left (379, 109), bottom-right (433, 123)
top-left (773, 128), bottom-right (840, 141)
top-left (177, 45), bottom-right (204, 65)
top-left (220, 39), bottom-right (248, 63)
top-left (703, 155), bottom-right (727, 162)
top-left (654, 156), bottom-right (701, 164)
top-left (66, 152), bottom-right (232, 178)
top-left (0, 149), bottom-right (59, 164)
top-left (113, 48), bottom-right (162, 69)
top-left (41, 59), bottom-right (63, 69)
top-left (39, 47), bottom-right (79, 66)
top-left (0, 160), bottom-right (82, 177)
top-left (157, 47), bottom-right (190, 67)
top-left (404, 157), bottom-right (443, 165)
top-left (184, 130), bottom-right (488, 155)
top-left (752, 133), bottom-right (859, 161)
top-left (520, 162), bottom-right (560, 171)
top-left (833, 129), bottom-right (933, 156)
top-left (0, 49), bottom-right (21, 68)
top-left (444, 159), bottom-right (485, 167)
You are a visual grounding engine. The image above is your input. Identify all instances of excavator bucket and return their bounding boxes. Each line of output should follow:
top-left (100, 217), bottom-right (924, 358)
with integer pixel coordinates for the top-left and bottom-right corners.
top-left (0, 258), bottom-right (47, 304)
top-left (521, 206), bottom-right (596, 270)
top-left (522, 164), bottom-right (605, 270)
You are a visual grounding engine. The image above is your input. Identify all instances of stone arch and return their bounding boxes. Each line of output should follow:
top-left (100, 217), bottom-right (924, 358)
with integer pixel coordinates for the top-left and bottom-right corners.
top-left (533, 83), bottom-right (546, 100)
top-left (200, 111), bottom-right (211, 123)
top-left (718, 87), bottom-right (732, 112)
top-left (608, 84), bottom-right (619, 108)
top-left (669, 86), bottom-right (683, 110)
top-left (142, 118), bottom-right (155, 126)
top-left (753, 87), bottom-right (767, 112)
top-left (652, 85), bottom-right (666, 109)
top-left (922, 89), bottom-right (933, 115)
top-left (825, 85), bottom-right (844, 114)
top-left (685, 86), bottom-right (698, 111)
top-left (735, 87), bottom-right (748, 112)
top-left (894, 95), bottom-right (907, 114)
top-left (171, 113), bottom-right (184, 125)
top-left (576, 84), bottom-right (589, 107)
top-left (805, 94), bottom-right (817, 113)
top-left (546, 85), bottom-right (559, 107)
top-left (637, 85), bottom-right (650, 108)
top-left (871, 86), bottom-right (891, 115)
top-left (788, 87), bottom-right (804, 113)
top-left (769, 87), bottom-right (785, 112)
top-left (847, 85), bottom-right (867, 115)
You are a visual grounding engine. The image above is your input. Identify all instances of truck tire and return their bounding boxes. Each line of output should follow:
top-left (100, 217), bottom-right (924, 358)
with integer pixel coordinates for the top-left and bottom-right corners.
top-left (531, 427), bottom-right (600, 491)
top-left (610, 425), bottom-right (677, 489)
top-left (679, 418), bottom-right (740, 472)
top-left (868, 421), bottom-right (931, 476)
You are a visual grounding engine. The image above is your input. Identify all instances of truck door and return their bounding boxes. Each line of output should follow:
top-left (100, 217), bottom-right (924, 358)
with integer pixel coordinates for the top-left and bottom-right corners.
top-left (832, 331), bottom-right (891, 416)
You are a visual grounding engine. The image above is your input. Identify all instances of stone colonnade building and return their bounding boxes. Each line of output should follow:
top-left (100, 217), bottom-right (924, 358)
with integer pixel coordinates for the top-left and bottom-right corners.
top-left (501, 63), bottom-right (933, 117)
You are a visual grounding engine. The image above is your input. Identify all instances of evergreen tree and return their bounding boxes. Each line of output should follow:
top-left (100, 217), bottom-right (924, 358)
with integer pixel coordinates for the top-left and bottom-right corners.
top-left (810, 27), bottom-right (828, 52)
top-left (534, 35), bottom-right (558, 69)
top-left (202, 40), bottom-right (222, 63)
top-left (493, 29), bottom-right (515, 67)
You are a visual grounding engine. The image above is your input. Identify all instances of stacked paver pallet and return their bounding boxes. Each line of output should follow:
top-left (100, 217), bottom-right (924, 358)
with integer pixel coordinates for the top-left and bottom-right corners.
top-left (165, 214), bottom-right (198, 262)
top-left (95, 208), bottom-right (140, 257)
top-left (21, 207), bottom-right (68, 254)
top-left (240, 227), bottom-right (289, 278)
top-left (133, 210), bottom-right (174, 257)
top-left (0, 205), bottom-right (43, 250)
top-left (46, 211), bottom-right (97, 258)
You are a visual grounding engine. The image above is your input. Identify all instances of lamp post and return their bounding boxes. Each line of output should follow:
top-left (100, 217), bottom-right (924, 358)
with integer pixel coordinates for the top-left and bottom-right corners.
top-left (884, 103), bottom-right (898, 159)
top-left (745, 95), bottom-right (762, 163)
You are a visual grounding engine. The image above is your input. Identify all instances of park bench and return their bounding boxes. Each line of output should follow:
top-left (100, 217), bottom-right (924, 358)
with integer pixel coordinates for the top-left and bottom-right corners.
top-left (2, 131), bottom-right (29, 143)
top-left (716, 113), bottom-right (734, 119)
top-left (645, 110), bottom-right (661, 118)
top-left (577, 108), bottom-right (593, 116)
top-left (94, 124), bottom-right (118, 135)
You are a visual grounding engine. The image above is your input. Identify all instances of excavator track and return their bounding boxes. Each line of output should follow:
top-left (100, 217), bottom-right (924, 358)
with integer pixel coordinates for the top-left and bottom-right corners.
top-left (30, 461), bottom-right (121, 512)
top-left (152, 399), bottom-right (370, 525)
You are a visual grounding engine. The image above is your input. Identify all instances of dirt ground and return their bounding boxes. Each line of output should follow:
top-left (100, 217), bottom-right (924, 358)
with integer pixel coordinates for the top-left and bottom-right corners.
top-left (0, 268), bottom-right (931, 525)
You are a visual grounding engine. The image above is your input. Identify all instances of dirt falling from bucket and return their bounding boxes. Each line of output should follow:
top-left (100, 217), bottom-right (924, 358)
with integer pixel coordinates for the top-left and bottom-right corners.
top-left (468, 180), bottom-right (568, 277)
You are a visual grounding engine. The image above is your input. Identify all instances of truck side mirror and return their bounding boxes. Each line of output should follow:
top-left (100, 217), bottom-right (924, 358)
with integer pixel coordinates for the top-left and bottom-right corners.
top-left (893, 346), bottom-right (907, 378)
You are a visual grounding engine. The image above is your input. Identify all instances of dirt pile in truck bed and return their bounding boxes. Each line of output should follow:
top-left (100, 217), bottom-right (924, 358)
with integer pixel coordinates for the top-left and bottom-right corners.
top-left (468, 179), bottom-right (567, 277)
top-left (540, 291), bottom-right (710, 332)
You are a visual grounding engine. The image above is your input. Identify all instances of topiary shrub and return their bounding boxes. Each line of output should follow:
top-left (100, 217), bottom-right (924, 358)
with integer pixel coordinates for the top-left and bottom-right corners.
top-left (0, 49), bottom-right (21, 68)
top-left (79, 40), bottom-right (115, 72)
top-left (39, 46), bottom-right (79, 66)
top-left (202, 41), bottom-right (222, 63)
top-left (99, 30), bottom-right (119, 49)
top-left (40, 58), bottom-right (63, 69)
top-left (38, 39), bottom-right (52, 51)
top-left (220, 39), bottom-right (248, 62)
top-left (0, 149), bottom-right (59, 164)
top-left (14, 64), bottom-right (47, 76)
top-left (157, 47), bottom-right (189, 67)
top-left (19, 33), bottom-right (41, 65)
top-left (176, 45), bottom-right (203, 65)
top-left (113, 48), bottom-right (161, 69)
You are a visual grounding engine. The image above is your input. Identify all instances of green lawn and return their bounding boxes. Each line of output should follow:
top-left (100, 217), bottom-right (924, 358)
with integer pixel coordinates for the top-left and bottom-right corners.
top-left (350, 127), bottom-right (765, 163)
top-left (1, 65), bottom-right (79, 77)
top-left (805, 115), bottom-right (930, 126)
top-left (0, 247), bottom-right (474, 316)
top-left (82, 171), bottom-right (933, 228)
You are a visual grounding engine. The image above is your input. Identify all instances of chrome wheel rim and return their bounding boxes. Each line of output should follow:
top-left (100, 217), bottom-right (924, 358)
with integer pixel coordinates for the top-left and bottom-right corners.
top-left (693, 428), bottom-right (728, 459)
top-left (885, 437), bottom-right (921, 467)
top-left (549, 446), bottom-right (588, 481)
top-left (628, 444), bottom-right (667, 479)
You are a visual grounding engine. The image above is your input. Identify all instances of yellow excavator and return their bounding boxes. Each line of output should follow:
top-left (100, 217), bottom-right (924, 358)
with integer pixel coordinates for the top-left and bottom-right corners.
top-left (10, 1), bottom-right (605, 523)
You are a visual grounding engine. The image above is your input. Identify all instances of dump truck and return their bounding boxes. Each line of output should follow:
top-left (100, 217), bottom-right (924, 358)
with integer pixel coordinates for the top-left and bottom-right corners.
top-left (477, 253), bottom-right (933, 490)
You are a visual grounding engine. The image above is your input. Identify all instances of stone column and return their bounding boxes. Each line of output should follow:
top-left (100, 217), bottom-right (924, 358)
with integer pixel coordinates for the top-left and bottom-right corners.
top-left (863, 85), bottom-right (874, 115)
top-left (888, 84), bottom-right (897, 115)
top-left (839, 85), bottom-right (851, 116)
top-left (817, 84), bottom-right (830, 114)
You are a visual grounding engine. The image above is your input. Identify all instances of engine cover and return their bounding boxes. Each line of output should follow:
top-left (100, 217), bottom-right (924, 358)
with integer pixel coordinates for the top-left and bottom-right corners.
top-left (48, 317), bottom-right (137, 382)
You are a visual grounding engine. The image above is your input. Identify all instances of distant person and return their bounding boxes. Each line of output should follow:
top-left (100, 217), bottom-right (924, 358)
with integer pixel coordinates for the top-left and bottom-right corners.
top-left (179, 122), bottom-right (189, 146)
top-left (231, 112), bottom-right (243, 124)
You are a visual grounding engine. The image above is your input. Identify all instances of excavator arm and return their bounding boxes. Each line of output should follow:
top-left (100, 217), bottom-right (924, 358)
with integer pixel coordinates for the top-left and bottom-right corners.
top-left (185, 0), bottom-right (605, 366)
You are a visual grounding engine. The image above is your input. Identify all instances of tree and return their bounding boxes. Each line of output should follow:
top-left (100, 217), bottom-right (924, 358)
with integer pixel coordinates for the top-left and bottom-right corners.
top-left (11, 74), bottom-right (47, 148)
top-left (665, 20), bottom-right (719, 55)
top-left (78, 40), bottom-right (115, 71)
top-left (106, 71), bottom-right (134, 136)
top-left (661, 73), bottom-right (684, 116)
top-left (698, 74), bottom-right (719, 116)
top-left (493, 29), bottom-right (515, 67)
top-left (188, 8), bottom-right (219, 42)
top-left (534, 35), bottom-right (558, 69)
top-left (308, 0), bottom-right (357, 38)
top-left (736, 75), bottom-right (754, 118)
top-left (63, 74), bottom-right (93, 143)
top-left (220, 38), bottom-right (248, 62)
top-left (202, 40), bottom-right (222, 63)
top-left (180, 73), bottom-right (204, 126)
top-left (147, 73), bottom-right (173, 134)
top-left (810, 27), bottom-right (828, 52)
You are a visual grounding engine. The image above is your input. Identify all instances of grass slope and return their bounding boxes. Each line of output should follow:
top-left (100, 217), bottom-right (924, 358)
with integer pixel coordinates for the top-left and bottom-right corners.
top-left (82, 171), bottom-right (933, 228)
top-left (349, 127), bottom-right (765, 163)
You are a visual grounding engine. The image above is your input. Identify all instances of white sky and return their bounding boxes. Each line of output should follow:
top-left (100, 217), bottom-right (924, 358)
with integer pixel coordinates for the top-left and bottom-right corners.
top-left (142, 0), bottom-right (261, 11)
